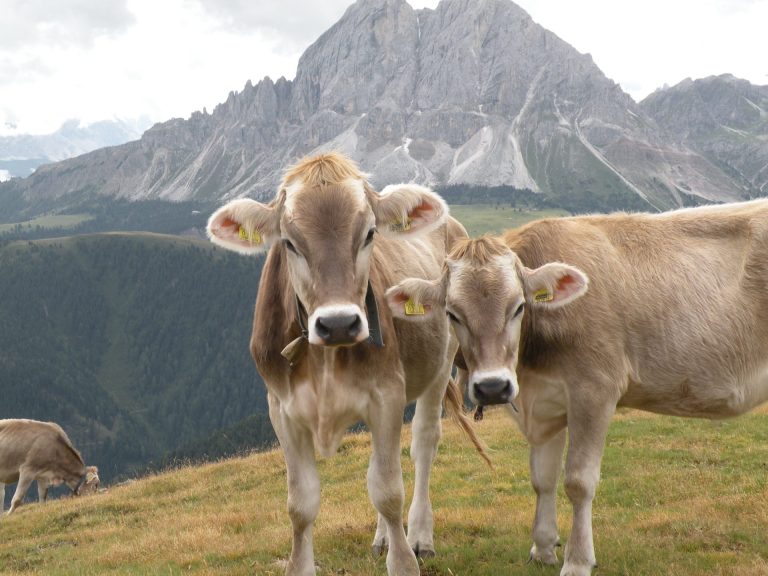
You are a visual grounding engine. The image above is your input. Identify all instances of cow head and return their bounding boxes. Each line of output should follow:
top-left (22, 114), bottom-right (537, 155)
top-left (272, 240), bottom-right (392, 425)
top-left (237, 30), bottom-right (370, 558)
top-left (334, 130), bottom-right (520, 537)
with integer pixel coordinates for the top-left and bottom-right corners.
top-left (68, 465), bottom-right (99, 496)
top-left (207, 152), bottom-right (448, 347)
top-left (78, 466), bottom-right (100, 495)
top-left (386, 237), bottom-right (588, 406)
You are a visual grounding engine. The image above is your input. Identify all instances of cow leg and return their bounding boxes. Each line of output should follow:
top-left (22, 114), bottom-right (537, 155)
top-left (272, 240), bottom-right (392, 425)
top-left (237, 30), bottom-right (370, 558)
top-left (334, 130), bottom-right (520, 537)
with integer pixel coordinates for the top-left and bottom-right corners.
top-left (368, 391), bottom-right (420, 576)
top-left (269, 395), bottom-right (320, 576)
top-left (560, 399), bottom-right (616, 576)
top-left (37, 479), bottom-right (50, 503)
top-left (529, 428), bottom-right (567, 564)
top-left (8, 470), bottom-right (35, 514)
top-left (1, 483), bottom-right (5, 513)
top-left (372, 512), bottom-right (389, 555)
top-left (405, 377), bottom-right (446, 558)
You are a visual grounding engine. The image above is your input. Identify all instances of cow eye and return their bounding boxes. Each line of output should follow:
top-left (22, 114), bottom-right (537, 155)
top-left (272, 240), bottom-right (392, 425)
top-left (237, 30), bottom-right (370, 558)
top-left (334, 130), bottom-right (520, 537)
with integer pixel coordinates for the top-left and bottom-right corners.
top-left (364, 227), bottom-right (376, 247)
top-left (446, 310), bottom-right (461, 324)
top-left (513, 302), bottom-right (525, 318)
top-left (284, 239), bottom-right (298, 255)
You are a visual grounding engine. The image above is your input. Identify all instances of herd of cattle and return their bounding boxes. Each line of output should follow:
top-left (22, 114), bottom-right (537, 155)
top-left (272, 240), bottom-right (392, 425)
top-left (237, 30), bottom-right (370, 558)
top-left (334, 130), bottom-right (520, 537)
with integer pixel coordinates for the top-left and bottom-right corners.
top-left (3, 151), bottom-right (768, 576)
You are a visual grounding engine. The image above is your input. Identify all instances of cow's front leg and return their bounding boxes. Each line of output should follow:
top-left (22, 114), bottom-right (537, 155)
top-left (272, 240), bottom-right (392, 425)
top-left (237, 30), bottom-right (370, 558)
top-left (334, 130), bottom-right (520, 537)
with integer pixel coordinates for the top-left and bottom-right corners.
top-left (561, 397), bottom-right (615, 576)
top-left (8, 469), bottom-right (35, 514)
top-left (269, 396), bottom-right (320, 576)
top-left (368, 390), bottom-right (419, 576)
top-left (406, 377), bottom-right (446, 558)
top-left (529, 428), bottom-right (567, 565)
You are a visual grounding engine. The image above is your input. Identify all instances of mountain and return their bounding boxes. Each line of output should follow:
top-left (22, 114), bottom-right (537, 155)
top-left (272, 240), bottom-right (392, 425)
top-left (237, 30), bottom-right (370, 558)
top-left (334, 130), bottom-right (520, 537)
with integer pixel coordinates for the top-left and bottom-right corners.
top-left (0, 0), bottom-right (757, 216)
top-left (640, 74), bottom-right (768, 197)
top-left (0, 118), bottom-right (151, 181)
top-left (0, 233), bottom-right (270, 484)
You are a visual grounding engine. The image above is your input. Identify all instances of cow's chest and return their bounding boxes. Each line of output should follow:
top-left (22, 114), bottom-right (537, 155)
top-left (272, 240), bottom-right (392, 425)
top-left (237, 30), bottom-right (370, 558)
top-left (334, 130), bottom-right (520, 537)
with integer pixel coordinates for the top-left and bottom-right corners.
top-left (282, 369), bottom-right (372, 458)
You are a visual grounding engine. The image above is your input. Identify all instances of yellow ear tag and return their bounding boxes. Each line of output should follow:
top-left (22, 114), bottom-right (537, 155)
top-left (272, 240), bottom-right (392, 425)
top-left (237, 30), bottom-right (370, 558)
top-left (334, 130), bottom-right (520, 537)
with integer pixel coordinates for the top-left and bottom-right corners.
top-left (238, 226), bottom-right (262, 245)
top-left (390, 217), bottom-right (413, 233)
top-left (533, 289), bottom-right (554, 303)
top-left (404, 298), bottom-right (425, 316)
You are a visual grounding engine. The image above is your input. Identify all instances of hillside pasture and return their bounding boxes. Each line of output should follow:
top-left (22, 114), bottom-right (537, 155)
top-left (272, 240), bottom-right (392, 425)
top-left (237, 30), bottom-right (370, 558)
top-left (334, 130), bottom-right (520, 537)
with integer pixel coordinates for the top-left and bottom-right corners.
top-left (0, 214), bottom-right (94, 234)
top-left (448, 205), bottom-right (569, 236)
top-left (1, 408), bottom-right (767, 575)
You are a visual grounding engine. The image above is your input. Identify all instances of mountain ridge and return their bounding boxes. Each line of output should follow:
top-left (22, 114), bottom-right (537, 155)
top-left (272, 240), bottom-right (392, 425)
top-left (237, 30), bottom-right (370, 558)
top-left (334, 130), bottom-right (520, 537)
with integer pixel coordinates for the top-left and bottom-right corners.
top-left (0, 0), bottom-right (761, 216)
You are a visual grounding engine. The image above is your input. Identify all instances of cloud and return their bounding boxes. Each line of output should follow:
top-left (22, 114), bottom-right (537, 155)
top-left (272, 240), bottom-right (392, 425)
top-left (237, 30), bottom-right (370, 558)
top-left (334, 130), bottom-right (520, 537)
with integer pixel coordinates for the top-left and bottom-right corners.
top-left (190, 0), bottom-right (359, 48)
top-left (0, 0), bottom-right (135, 50)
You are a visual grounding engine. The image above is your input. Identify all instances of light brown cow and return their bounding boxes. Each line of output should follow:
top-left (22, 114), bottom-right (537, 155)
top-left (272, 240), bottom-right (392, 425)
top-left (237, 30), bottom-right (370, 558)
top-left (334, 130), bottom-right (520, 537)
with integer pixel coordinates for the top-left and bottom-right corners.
top-left (207, 152), bottom-right (468, 576)
top-left (386, 200), bottom-right (768, 576)
top-left (1, 419), bottom-right (99, 515)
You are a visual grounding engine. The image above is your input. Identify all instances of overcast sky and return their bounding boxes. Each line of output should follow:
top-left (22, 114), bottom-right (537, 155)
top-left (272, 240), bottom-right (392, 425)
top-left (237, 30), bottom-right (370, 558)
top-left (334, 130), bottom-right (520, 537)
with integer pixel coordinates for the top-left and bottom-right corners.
top-left (1, 0), bottom-right (766, 135)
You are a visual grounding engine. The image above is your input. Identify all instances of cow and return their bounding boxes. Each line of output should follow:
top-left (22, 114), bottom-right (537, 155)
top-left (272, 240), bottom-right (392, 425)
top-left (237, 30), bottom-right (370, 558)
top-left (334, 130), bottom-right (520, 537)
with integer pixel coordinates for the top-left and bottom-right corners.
top-left (385, 199), bottom-right (768, 576)
top-left (206, 152), bottom-right (473, 576)
top-left (1, 419), bottom-right (99, 515)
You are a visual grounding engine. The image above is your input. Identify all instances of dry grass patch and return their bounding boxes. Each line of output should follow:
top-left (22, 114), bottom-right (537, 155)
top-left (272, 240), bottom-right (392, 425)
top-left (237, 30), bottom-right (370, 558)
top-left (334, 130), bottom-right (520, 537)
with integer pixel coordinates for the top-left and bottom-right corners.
top-left (2, 408), bottom-right (768, 575)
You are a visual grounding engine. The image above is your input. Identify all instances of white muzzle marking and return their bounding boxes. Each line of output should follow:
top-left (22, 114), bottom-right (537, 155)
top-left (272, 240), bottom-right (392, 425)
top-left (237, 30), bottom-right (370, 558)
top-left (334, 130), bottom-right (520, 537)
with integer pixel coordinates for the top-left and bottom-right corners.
top-left (469, 368), bottom-right (519, 405)
top-left (308, 304), bottom-right (369, 346)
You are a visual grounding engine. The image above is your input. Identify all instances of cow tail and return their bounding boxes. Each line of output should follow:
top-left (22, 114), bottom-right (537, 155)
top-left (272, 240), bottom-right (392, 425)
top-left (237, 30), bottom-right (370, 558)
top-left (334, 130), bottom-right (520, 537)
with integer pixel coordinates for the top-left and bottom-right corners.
top-left (444, 375), bottom-right (492, 468)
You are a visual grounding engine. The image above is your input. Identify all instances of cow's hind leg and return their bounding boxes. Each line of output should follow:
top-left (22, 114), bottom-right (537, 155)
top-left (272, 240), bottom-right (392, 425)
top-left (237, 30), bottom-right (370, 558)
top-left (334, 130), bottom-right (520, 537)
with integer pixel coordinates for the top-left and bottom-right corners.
top-left (37, 479), bottom-right (50, 503)
top-left (368, 389), bottom-right (420, 576)
top-left (405, 376), bottom-right (446, 558)
top-left (269, 394), bottom-right (320, 576)
top-left (8, 469), bottom-right (35, 514)
top-left (529, 428), bottom-right (567, 565)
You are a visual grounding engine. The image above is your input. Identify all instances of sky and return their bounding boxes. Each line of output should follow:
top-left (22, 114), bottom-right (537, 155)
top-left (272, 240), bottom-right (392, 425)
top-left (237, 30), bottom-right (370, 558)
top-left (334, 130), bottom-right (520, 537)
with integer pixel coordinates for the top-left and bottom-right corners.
top-left (1, 0), bottom-right (766, 136)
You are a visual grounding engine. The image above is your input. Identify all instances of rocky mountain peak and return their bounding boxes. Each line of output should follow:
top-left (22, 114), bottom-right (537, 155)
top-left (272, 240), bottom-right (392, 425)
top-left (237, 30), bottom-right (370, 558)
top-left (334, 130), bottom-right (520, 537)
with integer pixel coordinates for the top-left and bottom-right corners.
top-left (1, 0), bottom-right (761, 217)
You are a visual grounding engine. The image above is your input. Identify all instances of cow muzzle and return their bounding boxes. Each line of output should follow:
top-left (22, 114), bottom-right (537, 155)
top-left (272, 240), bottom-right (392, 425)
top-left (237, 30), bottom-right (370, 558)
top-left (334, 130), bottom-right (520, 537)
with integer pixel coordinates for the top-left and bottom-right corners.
top-left (309, 304), bottom-right (369, 346)
top-left (470, 369), bottom-right (519, 406)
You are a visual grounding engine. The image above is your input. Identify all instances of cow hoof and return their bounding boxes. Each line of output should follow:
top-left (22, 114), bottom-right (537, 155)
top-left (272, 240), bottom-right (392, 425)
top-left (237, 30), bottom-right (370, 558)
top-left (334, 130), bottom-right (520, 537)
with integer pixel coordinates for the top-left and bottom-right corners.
top-left (412, 544), bottom-right (436, 559)
top-left (560, 561), bottom-right (597, 576)
top-left (528, 543), bottom-right (559, 565)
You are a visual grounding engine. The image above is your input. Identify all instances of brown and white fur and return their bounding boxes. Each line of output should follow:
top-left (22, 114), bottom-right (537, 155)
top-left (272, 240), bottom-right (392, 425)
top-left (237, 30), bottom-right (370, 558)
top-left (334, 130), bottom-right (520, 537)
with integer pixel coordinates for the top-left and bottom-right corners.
top-left (207, 152), bottom-right (468, 576)
top-left (386, 199), bottom-right (768, 576)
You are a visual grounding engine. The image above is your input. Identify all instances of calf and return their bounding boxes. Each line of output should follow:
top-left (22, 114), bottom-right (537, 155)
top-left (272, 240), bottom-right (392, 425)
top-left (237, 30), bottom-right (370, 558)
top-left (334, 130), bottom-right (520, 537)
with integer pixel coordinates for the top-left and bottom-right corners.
top-left (1, 419), bottom-right (99, 514)
top-left (387, 200), bottom-right (768, 576)
top-left (207, 152), bottom-right (468, 575)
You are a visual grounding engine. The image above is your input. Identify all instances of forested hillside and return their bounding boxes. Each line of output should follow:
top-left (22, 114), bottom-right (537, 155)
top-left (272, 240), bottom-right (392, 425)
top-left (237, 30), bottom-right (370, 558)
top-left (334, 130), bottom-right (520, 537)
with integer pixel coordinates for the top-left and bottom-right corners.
top-left (0, 233), bottom-right (271, 485)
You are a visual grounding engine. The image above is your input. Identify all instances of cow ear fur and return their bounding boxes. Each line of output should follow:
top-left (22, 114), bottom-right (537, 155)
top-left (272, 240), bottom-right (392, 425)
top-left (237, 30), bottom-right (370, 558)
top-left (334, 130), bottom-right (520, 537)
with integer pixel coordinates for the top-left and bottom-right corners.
top-left (522, 262), bottom-right (589, 308)
top-left (373, 184), bottom-right (449, 237)
top-left (385, 278), bottom-right (445, 321)
top-left (207, 198), bottom-right (281, 254)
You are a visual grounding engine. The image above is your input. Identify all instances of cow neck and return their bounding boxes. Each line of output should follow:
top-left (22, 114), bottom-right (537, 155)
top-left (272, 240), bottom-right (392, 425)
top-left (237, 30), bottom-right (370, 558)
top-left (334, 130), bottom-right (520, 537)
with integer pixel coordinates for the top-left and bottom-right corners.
top-left (71, 472), bottom-right (88, 495)
top-left (281, 281), bottom-right (384, 367)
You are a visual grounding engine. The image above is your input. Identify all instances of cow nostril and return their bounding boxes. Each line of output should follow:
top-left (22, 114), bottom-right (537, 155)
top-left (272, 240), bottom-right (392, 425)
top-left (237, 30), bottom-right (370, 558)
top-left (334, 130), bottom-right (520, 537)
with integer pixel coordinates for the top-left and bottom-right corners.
top-left (315, 318), bottom-right (331, 339)
top-left (348, 315), bottom-right (362, 337)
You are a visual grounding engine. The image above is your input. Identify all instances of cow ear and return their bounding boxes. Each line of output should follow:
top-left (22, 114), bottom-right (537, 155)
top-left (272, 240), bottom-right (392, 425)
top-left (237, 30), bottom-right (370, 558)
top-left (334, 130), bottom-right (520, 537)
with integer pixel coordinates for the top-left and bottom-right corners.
top-left (207, 198), bottom-right (281, 254)
top-left (373, 184), bottom-right (448, 237)
top-left (385, 277), bottom-right (445, 321)
top-left (523, 262), bottom-right (588, 308)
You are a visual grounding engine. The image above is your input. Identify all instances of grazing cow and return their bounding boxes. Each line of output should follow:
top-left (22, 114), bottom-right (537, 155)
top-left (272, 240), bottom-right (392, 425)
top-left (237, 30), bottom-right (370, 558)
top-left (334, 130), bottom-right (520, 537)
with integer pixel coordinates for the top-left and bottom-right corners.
top-left (207, 152), bottom-right (470, 576)
top-left (386, 200), bottom-right (768, 576)
top-left (1, 419), bottom-right (99, 515)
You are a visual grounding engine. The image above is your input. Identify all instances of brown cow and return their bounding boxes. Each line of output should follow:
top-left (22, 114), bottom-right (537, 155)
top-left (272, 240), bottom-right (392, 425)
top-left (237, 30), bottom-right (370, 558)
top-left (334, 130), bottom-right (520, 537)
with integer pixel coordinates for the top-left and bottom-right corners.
top-left (386, 200), bottom-right (768, 576)
top-left (1, 419), bottom-right (99, 514)
top-left (207, 152), bottom-right (467, 576)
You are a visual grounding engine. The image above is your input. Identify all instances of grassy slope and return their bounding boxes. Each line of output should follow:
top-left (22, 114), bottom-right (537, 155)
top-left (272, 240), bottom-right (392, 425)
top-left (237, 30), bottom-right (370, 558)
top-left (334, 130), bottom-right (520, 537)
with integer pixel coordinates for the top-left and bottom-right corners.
top-left (2, 408), bottom-right (767, 575)
top-left (447, 206), bottom-right (569, 237)
top-left (0, 214), bottom-right (94, 233)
